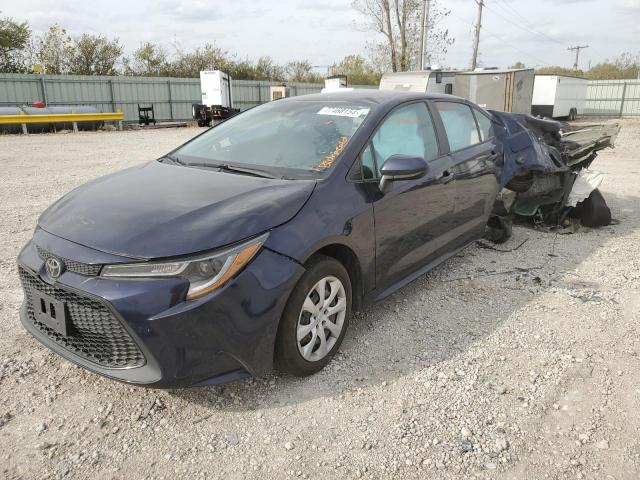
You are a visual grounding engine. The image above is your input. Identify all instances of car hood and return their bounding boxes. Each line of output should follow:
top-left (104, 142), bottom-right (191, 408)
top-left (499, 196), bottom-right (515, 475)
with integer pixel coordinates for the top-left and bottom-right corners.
top-left (38, 161), bottom-right (316, 259)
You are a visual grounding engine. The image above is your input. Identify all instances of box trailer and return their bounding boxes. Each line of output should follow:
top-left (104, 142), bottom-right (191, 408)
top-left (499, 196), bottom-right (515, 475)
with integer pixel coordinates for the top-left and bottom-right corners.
top-left (270, 84), bottom-right (290, 101)
top-left (455, 68), bottom-right (534, 114)
top-left (379, 70), bottom-right (456, 95)
top-left (192, 70), bottom-right (239, 127)
top-left (532, 75), bottom-right (588, 120)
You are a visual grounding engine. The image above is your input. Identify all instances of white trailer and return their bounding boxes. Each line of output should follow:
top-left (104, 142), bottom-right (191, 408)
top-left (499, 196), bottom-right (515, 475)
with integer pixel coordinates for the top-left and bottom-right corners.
top-left (532, 75), bottom-right (588, 120)
top-left (192, 70), bottom-right (239, 127)
top-left (321, 75), bottom-right (353, 93)
top-left (379, 70), bottom-right (456, 95)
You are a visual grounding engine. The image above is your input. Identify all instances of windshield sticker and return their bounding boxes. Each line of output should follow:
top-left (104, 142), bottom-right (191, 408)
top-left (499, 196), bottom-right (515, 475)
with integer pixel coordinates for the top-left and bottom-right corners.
top-left (317, 107), bottom-right (370, 118)
top-left (313, 136), bottom-right (349, 171)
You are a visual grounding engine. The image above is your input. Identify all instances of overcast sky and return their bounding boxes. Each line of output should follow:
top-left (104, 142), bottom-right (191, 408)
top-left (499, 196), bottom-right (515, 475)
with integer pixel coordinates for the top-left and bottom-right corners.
top-left (5, 0), bottom-right (639, 71)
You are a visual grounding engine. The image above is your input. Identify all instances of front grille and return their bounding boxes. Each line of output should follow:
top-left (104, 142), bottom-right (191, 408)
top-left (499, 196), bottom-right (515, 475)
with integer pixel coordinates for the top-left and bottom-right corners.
top-left (19, 267), bottom-right (145, 369)
top-left (36, 246), bottom-right (102, 276)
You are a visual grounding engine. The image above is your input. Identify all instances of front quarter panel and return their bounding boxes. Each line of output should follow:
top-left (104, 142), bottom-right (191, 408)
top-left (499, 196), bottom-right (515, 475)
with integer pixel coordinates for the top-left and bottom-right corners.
top-left (265, 161), bottom-right (375, 296)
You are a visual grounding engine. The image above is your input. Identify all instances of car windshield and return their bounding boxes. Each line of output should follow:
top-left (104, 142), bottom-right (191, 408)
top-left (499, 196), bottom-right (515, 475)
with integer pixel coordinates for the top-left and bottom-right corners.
top-left (171, 100), bottom-right (372, 179)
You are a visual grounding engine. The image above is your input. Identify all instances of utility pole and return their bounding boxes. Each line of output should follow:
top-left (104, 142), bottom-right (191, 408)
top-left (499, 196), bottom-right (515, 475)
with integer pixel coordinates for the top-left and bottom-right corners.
top-left (471, 0), bottom-right (484, 71)
top-left (568, 45), bottom-right (589, 71)
top-left (419, 0), bottom-right (431, 70)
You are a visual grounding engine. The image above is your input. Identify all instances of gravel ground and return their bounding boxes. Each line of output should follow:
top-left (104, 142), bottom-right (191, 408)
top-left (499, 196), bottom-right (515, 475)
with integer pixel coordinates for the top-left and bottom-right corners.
top-left (1, 121), bottom-right (639, 480)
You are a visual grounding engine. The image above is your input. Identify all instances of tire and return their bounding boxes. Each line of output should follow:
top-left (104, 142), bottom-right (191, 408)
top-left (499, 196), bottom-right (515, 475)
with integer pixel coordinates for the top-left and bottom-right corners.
top-left (575, 188), bottom-right (611, 227)
top-left (197, 120), bottom-right (210, 127)
top-left (506, 172), bottom-right (534, 193)
top-left (275, 255), bottom-right (352, 377)
top-left (484, 214), bottom-right (513, 244)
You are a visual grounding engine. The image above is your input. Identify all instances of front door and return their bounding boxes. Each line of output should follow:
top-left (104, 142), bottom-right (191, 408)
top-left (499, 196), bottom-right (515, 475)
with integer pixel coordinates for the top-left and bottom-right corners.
top-left (366, 102), bottom-right (457, 292)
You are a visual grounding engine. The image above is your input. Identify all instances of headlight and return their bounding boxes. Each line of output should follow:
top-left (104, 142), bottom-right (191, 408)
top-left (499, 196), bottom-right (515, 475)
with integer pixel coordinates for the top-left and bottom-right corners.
top-left (101, 233), bottom-right (268, 300)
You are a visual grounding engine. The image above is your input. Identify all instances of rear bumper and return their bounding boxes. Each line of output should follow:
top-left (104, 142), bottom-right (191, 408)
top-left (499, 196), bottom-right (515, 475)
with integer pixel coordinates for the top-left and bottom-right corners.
top-left (17, 232), bottom-right (304, 388)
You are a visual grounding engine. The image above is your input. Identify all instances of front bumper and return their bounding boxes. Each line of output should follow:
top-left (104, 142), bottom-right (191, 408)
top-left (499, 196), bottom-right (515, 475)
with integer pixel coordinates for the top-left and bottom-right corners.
top-left (17, 230), bottom-right (304, 388)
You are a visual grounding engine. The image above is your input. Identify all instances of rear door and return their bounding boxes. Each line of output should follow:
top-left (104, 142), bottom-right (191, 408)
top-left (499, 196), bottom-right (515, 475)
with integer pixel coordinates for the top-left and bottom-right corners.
top-left (432, 101), bottom-right (500, 246)
top-left (360, 101), bottom-right (456, 292)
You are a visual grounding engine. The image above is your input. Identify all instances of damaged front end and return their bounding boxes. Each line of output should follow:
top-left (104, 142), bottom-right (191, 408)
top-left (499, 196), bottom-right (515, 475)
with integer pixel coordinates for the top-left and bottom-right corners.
top-left (486, 112), bottom-right (620, 242)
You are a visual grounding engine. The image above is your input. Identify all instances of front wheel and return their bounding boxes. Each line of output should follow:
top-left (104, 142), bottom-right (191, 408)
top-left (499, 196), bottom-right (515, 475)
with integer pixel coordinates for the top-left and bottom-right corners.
top-left (275, 255), bottom-right (351, 377)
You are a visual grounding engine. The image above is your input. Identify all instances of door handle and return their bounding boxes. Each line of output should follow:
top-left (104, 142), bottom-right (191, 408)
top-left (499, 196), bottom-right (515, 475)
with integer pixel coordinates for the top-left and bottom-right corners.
top-left (437, 169), bottom-right (454, 184)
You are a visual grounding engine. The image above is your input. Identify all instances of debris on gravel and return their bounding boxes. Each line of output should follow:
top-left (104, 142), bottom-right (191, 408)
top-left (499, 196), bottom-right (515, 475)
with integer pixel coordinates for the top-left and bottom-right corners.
top-left (1, 121), bottom-right (639, 479)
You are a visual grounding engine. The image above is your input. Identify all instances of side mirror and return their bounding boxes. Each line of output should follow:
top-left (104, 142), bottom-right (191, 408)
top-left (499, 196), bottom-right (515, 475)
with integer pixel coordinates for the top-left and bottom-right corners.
top-left (379, 154), bottom-right (429, 193)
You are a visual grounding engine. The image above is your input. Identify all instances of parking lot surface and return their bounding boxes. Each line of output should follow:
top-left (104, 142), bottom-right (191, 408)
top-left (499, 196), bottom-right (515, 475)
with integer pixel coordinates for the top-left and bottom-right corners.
top-left (1, 122), bottom-right (639, 479)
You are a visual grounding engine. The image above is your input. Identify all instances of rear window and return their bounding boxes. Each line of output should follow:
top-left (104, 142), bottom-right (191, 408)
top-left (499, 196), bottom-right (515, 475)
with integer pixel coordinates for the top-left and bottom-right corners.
top-left (434, 102), bottom-right (481, 151)
top-left (473, 109), bottom-right (494, 141)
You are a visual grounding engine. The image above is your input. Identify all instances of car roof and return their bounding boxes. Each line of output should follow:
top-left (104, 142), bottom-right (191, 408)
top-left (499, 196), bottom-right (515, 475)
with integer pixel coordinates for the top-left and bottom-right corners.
top-left (284, 89), bottom-right (465, 108)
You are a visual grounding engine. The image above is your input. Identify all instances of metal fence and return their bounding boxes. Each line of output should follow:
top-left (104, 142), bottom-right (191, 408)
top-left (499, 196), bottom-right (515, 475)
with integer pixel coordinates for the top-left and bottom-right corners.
top-left (3, 73), bottom-right (638, 121)
top-left (0, 73), bottom-right (373, 122)
top-left (584, 79), bottom-right (640, 117)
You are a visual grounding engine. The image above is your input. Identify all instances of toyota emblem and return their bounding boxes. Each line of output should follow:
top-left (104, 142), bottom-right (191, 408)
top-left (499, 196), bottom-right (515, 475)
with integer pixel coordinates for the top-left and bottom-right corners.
top-left (45, 257), bottom-right (65, 278)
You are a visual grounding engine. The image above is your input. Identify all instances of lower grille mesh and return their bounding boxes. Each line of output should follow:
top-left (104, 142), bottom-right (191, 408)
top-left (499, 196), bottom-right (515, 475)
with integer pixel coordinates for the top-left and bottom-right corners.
top-left (19, 267), bottom-right (145, 369)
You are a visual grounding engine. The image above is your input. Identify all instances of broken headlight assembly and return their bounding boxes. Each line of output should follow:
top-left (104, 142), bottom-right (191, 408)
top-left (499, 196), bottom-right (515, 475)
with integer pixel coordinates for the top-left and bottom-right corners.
top-left (101, 233), bottom-right (268, 300)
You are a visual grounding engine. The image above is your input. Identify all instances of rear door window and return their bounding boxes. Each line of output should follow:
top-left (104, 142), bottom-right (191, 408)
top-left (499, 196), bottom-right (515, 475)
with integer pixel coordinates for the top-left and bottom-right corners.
top-left (434, 102), bottom-right (481, 151)
top-left (473, 109), bottom-right (494, 141)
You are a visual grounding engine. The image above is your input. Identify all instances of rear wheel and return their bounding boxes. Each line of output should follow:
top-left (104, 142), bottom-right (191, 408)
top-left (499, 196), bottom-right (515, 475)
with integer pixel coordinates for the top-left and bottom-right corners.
top-left (484, 214), bottom-right (513, 244)
top-left (574, 188), bottom-right (611, 227)
top-left (506, 172), bottom-right (534, 193)
top-left (276, 255), bottom-right (351, 377)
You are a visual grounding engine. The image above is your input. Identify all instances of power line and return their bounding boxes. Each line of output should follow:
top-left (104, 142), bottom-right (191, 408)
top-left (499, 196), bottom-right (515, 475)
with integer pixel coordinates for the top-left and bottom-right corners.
top-left (494, 0), bottom-right (562, 45)
top-left (449, 10), bottom-right (553, 67)
top-left (494, 0), bottom-right (531, 26)
top-left (481, 28), bottom-right (553, 66)
top-left (492, 0), bottom-right (605, 65)
top-left (484, 1), bottom-right (566, 48)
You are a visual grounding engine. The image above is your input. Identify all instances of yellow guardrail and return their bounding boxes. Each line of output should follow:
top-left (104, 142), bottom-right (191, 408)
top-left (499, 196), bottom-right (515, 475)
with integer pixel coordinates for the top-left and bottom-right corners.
top-left (0, 111), bottom-right (124, 125)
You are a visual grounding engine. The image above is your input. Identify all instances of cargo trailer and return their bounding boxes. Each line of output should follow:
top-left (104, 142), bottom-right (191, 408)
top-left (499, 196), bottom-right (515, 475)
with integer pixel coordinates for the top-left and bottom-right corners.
top-left (455, 68), bottom-right (534, 114)
top-left (532, 75), bottom-right (588, 120)
top-left (379, 70), bottom-right (456, 95)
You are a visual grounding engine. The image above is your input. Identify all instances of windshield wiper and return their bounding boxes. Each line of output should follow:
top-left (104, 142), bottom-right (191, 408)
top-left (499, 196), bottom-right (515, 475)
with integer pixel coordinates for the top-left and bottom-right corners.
top-left (160, 154), bottom-right (187, 166)
top-left (217, 164), bottom-right (277, 179)
top-left (184, 162), bottom-right (277, 179)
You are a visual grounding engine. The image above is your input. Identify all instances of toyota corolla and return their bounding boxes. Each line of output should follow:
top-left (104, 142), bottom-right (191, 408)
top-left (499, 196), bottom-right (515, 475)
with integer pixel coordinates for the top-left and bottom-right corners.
top-left (17, 91), bottom-right (501, 388)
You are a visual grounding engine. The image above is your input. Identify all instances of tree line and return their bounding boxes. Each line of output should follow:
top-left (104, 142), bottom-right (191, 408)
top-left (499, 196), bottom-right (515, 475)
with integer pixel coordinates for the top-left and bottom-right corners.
top-left (2, 8), bottom-right (638, 84)
top-left (0, 2), bottom-right (455, 85)
top-left (506, 57), bottom-right (640, 81)
top-left (0, 19), bottom-right (383, 85)
top-left (532, 53), bottom-right (640, 81)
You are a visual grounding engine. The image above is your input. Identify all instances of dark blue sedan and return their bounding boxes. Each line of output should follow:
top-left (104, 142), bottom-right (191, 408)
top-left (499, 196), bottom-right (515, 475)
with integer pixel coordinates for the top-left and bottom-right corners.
top-left (17, 90), bottom-right (501, 388)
